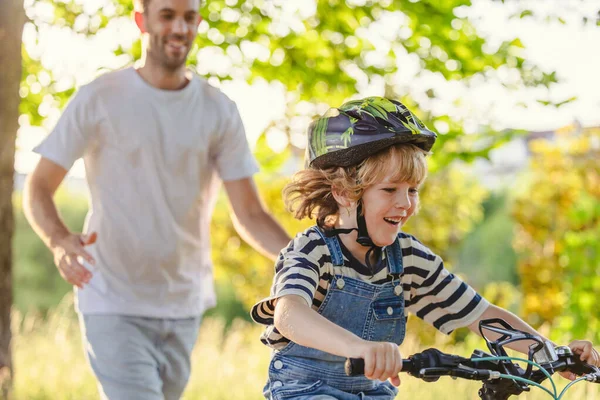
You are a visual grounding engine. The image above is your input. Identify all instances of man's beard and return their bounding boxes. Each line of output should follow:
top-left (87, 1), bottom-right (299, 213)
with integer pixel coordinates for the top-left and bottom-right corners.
top-left (149, 39), bottom-right (189, 71)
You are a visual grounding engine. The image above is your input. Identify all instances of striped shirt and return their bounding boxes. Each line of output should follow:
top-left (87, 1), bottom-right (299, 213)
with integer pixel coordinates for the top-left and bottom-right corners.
top-left (251, 226), bottom-right (489, 349)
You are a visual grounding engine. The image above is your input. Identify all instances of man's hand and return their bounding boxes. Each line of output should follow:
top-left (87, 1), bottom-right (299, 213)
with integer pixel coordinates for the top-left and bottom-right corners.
top-left (559, 340), bottom-right (600, 380)
top-left (51, 232), bottom-right (97, 289)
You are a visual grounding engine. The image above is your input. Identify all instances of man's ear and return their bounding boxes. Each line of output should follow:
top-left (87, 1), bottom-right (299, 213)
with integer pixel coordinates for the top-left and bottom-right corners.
top-left (134, 11), bottom-right (147, 33)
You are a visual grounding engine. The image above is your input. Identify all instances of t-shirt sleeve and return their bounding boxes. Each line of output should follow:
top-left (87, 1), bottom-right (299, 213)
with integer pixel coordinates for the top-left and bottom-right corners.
top-left (213, 99), bottom-right (259, 181)
top-left (32, 85), bottom-right (97, 170)
top-left (404, 239), bottom-right (490, 335)
top-left (251, 238), bottom-right (321, 326)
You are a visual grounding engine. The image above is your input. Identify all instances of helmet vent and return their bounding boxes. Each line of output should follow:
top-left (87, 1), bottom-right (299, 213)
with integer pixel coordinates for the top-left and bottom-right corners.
top-left (354, 122), bottom-right (378, 132)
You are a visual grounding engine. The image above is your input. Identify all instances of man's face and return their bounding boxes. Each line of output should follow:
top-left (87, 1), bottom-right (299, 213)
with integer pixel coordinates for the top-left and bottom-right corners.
top-left (139, 0), bottom-right (201, 71)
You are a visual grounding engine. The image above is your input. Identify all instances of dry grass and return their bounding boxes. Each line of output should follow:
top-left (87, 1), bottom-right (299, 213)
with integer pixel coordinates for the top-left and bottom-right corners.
top-left (10, 298), bottom-right (600, 400)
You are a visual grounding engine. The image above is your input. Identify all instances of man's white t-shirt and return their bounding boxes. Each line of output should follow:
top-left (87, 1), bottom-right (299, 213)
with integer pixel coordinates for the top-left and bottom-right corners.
top-left (34, 67), bottom-right (259, 318)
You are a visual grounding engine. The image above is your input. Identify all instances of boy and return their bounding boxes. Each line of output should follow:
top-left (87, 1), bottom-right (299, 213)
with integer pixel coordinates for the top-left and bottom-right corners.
top-left (251, 97), bottom-right (599, 399)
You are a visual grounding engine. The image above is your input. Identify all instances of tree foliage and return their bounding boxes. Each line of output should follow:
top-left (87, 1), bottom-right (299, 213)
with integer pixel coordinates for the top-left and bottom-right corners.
top-left (17, 0), bottom-right (572, 340)
top-left (492, 0), bottom-right (600, 27)
top-left (20, 0), bottom-right (559, 164)
top-left (512, 125), bottom-right (600, 342)
top-left (20, 0), bottom-right (600, 344)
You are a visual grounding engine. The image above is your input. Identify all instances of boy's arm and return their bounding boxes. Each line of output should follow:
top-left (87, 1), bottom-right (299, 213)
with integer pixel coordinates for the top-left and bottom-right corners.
top-left (274, 294), bottom-right (403, 385)
top-left (274, 294), bottom-right (365, 358)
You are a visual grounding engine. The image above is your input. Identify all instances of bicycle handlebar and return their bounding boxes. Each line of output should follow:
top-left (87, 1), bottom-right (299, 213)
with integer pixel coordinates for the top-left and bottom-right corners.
top-left (344, 319), bottom-right (600, 400)
top-left (345, 349), bottom-right (475, 380)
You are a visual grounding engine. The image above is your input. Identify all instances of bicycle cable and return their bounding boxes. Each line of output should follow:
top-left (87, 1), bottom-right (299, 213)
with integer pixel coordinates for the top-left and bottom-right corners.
top-left (557, 377), bottom-right (591, 400)
top-left (472, 355), bottom-right (557, 398)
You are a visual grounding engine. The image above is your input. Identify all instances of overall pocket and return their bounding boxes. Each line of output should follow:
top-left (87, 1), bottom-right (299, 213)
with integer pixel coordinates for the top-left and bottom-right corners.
top-left (369, 296), bottom-right (406, 344)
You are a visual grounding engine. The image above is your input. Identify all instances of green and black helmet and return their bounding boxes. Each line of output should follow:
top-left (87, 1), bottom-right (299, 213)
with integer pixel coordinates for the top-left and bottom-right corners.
top-left (307, 97), bottom-right (438, 256)
top-left (307, 97), bottom-right (437, 169)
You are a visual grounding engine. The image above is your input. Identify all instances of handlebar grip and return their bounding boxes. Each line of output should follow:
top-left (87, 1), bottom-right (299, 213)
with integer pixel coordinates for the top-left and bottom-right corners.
top-left (565, 358), bottom-right (600, 380)
top-left (345, 358), bottom-right (413, 376)
top-left (345, 358), bottom-right (365, 376)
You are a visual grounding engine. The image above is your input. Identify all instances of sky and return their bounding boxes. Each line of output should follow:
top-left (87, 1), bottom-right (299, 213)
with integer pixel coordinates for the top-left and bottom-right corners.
top-left (466, 0), bottom-right (600, 130)
top-left (14, 0), bottom-right (600, 180)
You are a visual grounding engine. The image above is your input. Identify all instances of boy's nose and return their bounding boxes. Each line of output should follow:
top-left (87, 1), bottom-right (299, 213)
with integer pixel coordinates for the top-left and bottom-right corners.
top-left (395, 193), bottom-right (411, 209)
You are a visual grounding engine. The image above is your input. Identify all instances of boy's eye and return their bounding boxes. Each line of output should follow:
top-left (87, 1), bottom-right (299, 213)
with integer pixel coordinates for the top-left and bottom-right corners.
top-left (382, 188), bottom-right (396, 193)
top-left (409, 188), bottom-right (419, 194)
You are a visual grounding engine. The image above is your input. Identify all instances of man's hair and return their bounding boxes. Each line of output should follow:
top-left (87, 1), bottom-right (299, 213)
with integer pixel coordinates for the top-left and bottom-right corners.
top-left (283, 143), bottom-right (428, 228)
top-left (134, 0), bottom-right (150, 13)
top-left (134, 0), bottom-right (202, 13)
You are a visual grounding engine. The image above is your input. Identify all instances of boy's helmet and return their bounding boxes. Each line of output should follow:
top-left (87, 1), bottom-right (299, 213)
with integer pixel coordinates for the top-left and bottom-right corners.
top-left (307, 97), bottom-right (437, 169)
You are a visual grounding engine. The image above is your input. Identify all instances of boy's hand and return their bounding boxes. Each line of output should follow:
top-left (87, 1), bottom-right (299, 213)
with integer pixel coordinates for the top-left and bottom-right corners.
top-left (359, 341), bottom-right (403, 387)
top-left (569, 340), bottom-right (600, 366)
top-left (559, 340), bottom-right (600, 380)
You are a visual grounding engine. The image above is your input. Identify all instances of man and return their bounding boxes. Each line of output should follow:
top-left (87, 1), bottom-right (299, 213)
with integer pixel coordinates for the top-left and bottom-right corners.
top-left (22, 0), bottom-right (290, 399)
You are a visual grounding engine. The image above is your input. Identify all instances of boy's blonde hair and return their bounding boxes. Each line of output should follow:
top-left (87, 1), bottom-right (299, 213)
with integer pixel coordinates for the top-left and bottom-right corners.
top-left (284, 143), bottom-right (428, 228)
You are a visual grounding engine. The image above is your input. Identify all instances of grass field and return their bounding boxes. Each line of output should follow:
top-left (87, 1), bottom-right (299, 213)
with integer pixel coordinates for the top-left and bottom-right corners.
top-left (11, 297), bottom-right (600, 400)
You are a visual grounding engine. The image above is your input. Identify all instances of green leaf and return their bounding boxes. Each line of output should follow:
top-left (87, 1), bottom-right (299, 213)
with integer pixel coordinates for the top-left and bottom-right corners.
top-left (519, 10), bottom-right (534, 19)
top-left (555, 96), bottom-right (577, 107)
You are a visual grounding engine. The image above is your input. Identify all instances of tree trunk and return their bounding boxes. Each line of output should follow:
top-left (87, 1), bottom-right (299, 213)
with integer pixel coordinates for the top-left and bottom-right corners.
top-left (0, 0), bottom-right (25, 397)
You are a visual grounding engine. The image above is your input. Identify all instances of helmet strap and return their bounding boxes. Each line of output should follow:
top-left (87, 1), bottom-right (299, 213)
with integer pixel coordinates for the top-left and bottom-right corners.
top-left (324, 200), bottom-right (375, 248)
top-left (356, 200), bottom-right (374, 247)
top-left (323, 227), bottom-right (357, 237)
top-left (324, 200), bottom-right (380, 275)
top-left (357, 200), bottom-right (380, 274)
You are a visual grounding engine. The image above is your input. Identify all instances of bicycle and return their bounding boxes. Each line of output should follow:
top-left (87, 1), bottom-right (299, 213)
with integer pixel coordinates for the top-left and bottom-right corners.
top-left (345, 318), bottom-right (600, 400)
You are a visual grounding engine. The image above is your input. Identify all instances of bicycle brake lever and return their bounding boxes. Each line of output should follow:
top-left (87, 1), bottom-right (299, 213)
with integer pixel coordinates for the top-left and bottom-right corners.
top-left (414, 367), bottom-right (446, 382)
top-left (416, 365), bottom-right (502, 382)
top-left (409, 348), bottom-right (470, 373)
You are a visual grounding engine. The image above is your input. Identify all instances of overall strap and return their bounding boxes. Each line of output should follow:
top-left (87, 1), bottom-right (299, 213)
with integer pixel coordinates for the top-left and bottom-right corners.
top-left (384, 236), bottom-right (404, 275)
top-left (314, 226), bottom-right (345, 267)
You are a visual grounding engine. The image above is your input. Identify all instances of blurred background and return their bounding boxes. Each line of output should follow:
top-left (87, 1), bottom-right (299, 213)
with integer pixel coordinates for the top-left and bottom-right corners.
top-left (5, 0), bottom-right (600, 398)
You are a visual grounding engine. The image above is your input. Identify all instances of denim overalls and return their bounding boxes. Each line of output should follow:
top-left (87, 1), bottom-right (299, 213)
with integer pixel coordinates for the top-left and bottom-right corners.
top-left (264, 228), bottom-right (406, 399)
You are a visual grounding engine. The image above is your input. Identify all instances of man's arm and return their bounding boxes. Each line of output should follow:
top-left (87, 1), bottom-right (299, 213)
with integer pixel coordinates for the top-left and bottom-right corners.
top-left (223, 177), bottom-right (290, 261)
top-left (23, 157), bottom-right (95, 288)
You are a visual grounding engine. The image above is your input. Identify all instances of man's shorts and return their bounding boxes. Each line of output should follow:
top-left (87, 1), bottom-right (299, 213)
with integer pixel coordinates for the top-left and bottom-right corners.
top-left (79, 314), bottom-right (202, 400)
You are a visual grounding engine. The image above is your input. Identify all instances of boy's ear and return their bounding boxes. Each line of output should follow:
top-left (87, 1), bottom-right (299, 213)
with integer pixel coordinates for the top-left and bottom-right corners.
top-left (331, 186), bottom-right (351, 208)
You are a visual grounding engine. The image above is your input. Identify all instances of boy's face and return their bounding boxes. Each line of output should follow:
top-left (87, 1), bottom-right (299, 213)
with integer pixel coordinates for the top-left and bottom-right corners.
top-left (136, 0), bottom-right (202, 71)
top-left (359, 177), bottom-right (419, 247)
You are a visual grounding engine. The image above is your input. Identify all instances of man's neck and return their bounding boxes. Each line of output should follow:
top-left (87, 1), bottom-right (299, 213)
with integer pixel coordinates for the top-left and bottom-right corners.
top-left (136, 62), bottom-right (190, 91)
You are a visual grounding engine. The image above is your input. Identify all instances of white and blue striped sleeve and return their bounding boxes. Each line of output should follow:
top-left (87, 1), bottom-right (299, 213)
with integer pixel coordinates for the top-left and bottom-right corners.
top-left (251, 232), bottom-right (323, 326)
top-left (270, 251), bottom-right (320, 307)
top-left (403, 238), bottom-right (490, 334)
